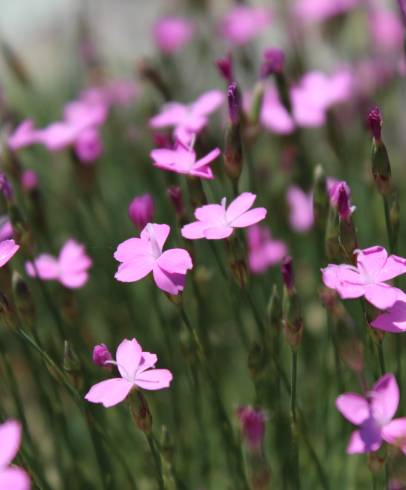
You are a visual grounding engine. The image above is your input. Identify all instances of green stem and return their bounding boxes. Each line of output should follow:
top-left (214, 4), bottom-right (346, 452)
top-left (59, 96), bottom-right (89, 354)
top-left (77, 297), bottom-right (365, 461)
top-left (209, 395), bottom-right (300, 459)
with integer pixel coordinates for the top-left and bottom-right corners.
top-left (383, 197), bottom-right (394, 253)
top-left (146, 433), bottom-right (165, 490)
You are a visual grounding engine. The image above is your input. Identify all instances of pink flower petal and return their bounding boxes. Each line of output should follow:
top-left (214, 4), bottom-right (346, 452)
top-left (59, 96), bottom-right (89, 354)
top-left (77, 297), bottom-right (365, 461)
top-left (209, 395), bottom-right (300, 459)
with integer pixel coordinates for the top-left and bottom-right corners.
top-left (364, 283), bottom-right (401, 310)
top-left (116, 338), bottom-right (143, 380)
top-left (59, 240), bottom-right (92, 272)
top-left (336, 393), bottom-right (369, 425)
top-left (204, 226), bottom-right (234, 240)
top-left (114, 238), bottom-right (152, 262)
top-left (84, 378), bottom-right (133, 407)
top-left (149, 103), bottom-right (187, 128)
top-left (135, 368), bottom-right (173, 390)
top-left (194, 204), bottom-right (226, 224)
top-left (156, 248), bottom-right (193, 274)
top-left (181, 221), bottom-right (207, 239)
top-left (190, 90), bottom-right (224, 117)
top-left (114, 256), bottom-right (155, 282)
top-left (140, 223), bottom-right (170, 252)
top-left (0, 468), bottom-right (30, 490)
top-left (25, 255), bottom-right (59, 280)
top-left (226, 192), bottom-right (257, 222)
top-left (371, 298), bottom-right (406, 333)
top-left (346, 430), bottom-right (367, 454)
top-left (152, 264), bottom-right (187, 295)
top-left (193, 148), bottom-right (221, 170)
top-left (377, 254), bottom-right (406, 282)
top-left (370, 373), bottom-right (399, 425)
top-left (0, 239), bottom-right (19, 268)
top-left (356, 246), bottom-right (388, 278)
top-left (382, 418), bottom-right (406, 450)
top-left (60, 271), bottom-right (89, 289)
top-left (230, 208), bottom-right (267, 227)
top-left (0, 420), bottom-right (21, 468)
top-left (137, 352), bottom-right (158, 374)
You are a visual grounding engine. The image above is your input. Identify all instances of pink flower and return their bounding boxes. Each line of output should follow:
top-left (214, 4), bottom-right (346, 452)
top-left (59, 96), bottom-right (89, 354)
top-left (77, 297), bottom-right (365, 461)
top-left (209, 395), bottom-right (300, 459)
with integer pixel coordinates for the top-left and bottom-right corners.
top-left (286, 186), bottom-right (314, 233)
top-left (114, 223), bottom-right (193, 295)
top-left (81, 80), bottom-right (138, 108)
top-left (0, 239), bottom-right (19, 267)
top-left (85, 338), bottom-right (173, 407)
top-left (181, 193), bottom-right (267, 240)
top-left (149, 90), bottom-right (224, 145)
top-left (0, 219), bottom-right (13, 242)
top-left (247, 224), bottom-right (287, 274)
top-left (26, 239), bottom-right (92, 289)
top-left (236, 406), bottom-right (267, 450)
top-left (369, 10), bottom-right (404, 54)
top-left (327, 178), bottom-right (355, 220)
top-left (0, 420), bottom-right (30, 489)
top-left (73, 127), bottom-right (103, 163)
top-left (322, 246), bottom-right (406, 310)
top-left (219, 6), bottom-right (272, 46)
top-left (151, 141), bottom-right (220, 180)
top-left (292, 0), bottom-right (359, 24)
top-left (21, 170), bottom-right (38, 191)
top-left (128, 194), bottom-right (155, 230)
top-left (8, 120), bottom-right (38, 151)
top-left (153, 17), bottom-right (195, 55)
top-left (371, 291), bottom-right (406, 333)
top-left (92, 344), bottom-right (113, 367)
top-left (336, 373), bottom-right (406, 454)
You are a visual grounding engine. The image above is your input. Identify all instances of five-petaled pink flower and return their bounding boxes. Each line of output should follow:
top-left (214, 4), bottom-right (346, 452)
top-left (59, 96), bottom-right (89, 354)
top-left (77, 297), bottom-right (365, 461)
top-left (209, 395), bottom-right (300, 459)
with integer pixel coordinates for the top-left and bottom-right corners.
top-left (151, 141), bottom-right (220, 179)
top-left (247, 224), bottom-right (287, 274)
top-left (85, 338), bottom-right (173, 407)
top-left (149, 90), bottom-right (224, 145)
top-left (181, 192), bottom-right (267, 240)
top-left (322, 246), bottom-right (406, 310)
top-left (0, 420), bottom-right (30, 489)
top-left (336, 373), bottom-right (406, 454)
top-left (26, 239), bottom-right (92, 289)
top-left (0, 239), bottom-right (19, 268)
top-left (114, 223), bottom-right (193, 295)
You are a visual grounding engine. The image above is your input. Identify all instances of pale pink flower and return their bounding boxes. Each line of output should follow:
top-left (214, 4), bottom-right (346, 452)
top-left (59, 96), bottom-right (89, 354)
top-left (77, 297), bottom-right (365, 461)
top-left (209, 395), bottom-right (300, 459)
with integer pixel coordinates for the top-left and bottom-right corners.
top-left (322, 246), bottom-right (406, 310)
top-left (85, 338), bottom-right (173, 407)
top-left (236, 406), bottom-right (267, 450)
top-left (26, 239), bottom-right (92, 289)
top-left (8, 120), bottom-right (38, 151)
top-left (81, 80), bottom-right (138, 108)
top-left (149, 90), bottom-right (224, 145)
top-left (21, 169), bottom-right (38, 191)
top-left (181, 192), bottom-right (267, 240)
top-left (247, 224), bottom-right (287, 274)
top-left (336, 373), bottom-right (406, 455)
top-left (292, 0), bottom-right (359, 24)
top-left (0, 420), bottom-right (30, 489)
top-left (371, 291), bottom-right (406, 333)
top-left (0, 239), bottom-right (19, 267)
top-left (114, 223), bottom-right (193, 295)
top-left (153, 17), bottom-right (195, 55)
top-left (219, 6), bottom-right (272, 46)
top-left (151, 141), bottom-right (220, 180)
top-left (128, 194), bottom-right (155, 231)
top-left (369, 10), bottom-right (403, 54)
top-left (286, 186), bottom-right (314, 233)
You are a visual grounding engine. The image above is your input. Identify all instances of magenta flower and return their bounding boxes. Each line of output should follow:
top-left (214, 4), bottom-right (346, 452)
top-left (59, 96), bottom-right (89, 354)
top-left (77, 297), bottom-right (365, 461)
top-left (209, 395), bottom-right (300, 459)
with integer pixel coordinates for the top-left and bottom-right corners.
top-left (236, 406), bottom-right (267, 450)
top-left (327, 178), bottom-right (355, 220)
top-left (73, 127), bottom-right (103, 163)
top-left (128, 194), bottom-right (155, 231)
top-left (153, 17), bottom-right (195, 55)
top-left (114, 223), bottom-right (193, 295)
top-left (292, 0), bottom-right (359, 24)
top-left (286, 186), bottom-right (314, 233)
top-left (181, 193), bottom-right (267, 240)
top-left (151, 141), bottom-right (220, 180)
top-left (92, 344), bottom-right (113, 367)
top-left (0, 420), bottom-right (30, 489)
top-left (371, 291), bottom-right (406, 333)
top-left (219, 6), bottom-right (272, 46)
top-left (149, 90), bottom-right (224, 145)
top-left (0, 239), bottom-right (19, 268)
top-left (26, 239), bottom-right (92, 289)
top-left (322, 246), bottom-right (406, 310)
top-left (369, 10), bottom-right (403, 54)
top-left (336, 373), bottom-right (406, 454)
top-left (247, 224), bottom-right (287, 274)
top-left (85, 338), bottom-right (173, 407)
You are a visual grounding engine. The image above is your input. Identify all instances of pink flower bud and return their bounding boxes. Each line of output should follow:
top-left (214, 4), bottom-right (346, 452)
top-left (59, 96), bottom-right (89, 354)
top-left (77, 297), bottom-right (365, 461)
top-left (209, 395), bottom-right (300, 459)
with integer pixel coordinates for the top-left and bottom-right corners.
top-left (260, 48), bottom-right (285, 78)
top-left (21, 169), bottom-right (38, 191)
top-left (215, 53), bottom-right (233, 84)
top-left (128, 194), bottom-right (155, 230)
top-left (92, 343), bottom-right (113, 367)
top-left (227, 82), bottom-right (242, 125)
top-left (281, 255), bottom-right (294, 291)
top-left (74, 128), bottom-right (103, 164)
top-left (397, 0), bottom-right (406, 28)
top-left (337, 183), bottom-right (352, 221)
top-left (368, 106), bottom-right (382, 141)
top-left (0, 173), bottom-right (13, 201)
top-left (236, 406), bottom-right (266, 450)
top-left (167, 186), bottom-right (184, 217)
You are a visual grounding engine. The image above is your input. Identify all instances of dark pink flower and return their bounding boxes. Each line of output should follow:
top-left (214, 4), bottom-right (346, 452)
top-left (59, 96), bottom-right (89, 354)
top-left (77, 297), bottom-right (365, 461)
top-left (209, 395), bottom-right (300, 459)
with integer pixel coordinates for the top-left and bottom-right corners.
top-left (92, 344), bottom-right (113, 367)
top-left (128, 194), bottom-right (155, 231)
top-left (236, 406), bottom-right (267, 450)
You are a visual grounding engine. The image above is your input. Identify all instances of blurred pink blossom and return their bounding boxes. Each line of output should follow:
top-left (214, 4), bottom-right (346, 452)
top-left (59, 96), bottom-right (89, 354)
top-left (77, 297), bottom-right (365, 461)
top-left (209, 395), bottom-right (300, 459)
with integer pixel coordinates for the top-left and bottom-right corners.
top-left (0, 420), bottom-right (30, 489)
top-left (81, 80), bottom-right (138, 108)
top-left (247, 224), bottom-right (287, 274)
top-left (336, 373), bottom-right (406, 454)
top-left (292, 0), bottom-right (359, 23)
top-left (369, 10), bottom-right (404, 54)
top-left (149, 90), bottom-right (224, 145)
top-left (151, 141), bottom-right (220, 179)
top-left (85, 338), bottom-right (173, 407)
top-left (21, 169), bottom-right (38, 191)
top-left (322, 246), bottom-right (406, 310)
top-left (0, 239), bottom-right (19, 268)
top-left (8, 120), bottom-right (38, 151)
top-left (114, 223), bottom-right (193, 295)
top-left (128, 194), bottom-right (155, 231)
top-left (286, 186), bottom-right (314, 233)
top-left (153, 17), bottom-right (195, 54)
top-left (236, 406), bottom-right (267, 450)
top-left (26, 239), bottom-right (92, 289)
top-left (74, 127), bottom-right (103, 163)
top-left (182, 193), bottom-right (267, 240)
top-left (219, 6), bottom-right (272, 45)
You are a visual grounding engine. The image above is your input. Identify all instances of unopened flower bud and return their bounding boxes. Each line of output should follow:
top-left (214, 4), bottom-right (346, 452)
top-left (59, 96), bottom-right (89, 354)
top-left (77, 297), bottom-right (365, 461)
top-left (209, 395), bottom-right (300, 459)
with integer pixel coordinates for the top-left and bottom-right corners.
top-left (260, 48), bottom-right (285, 79)
top-left (236, 406), bottom-right (266, 451)
top-left (21, 169), bottom-right (38, 192)
top-left (92, 343), bottom-right (113, 367)
top-left (215, 53), bottom-right (233, 84)
top-left (281, 256), bottom-right (294, 292)
top-left (368, 106), bottom-right (382, 142)
top-left (128, 194), bottom-right (154, 230)
top-left (337, 184), bottom-right (352, 221)
top-left (0, 173), bottom-right (13, 201)
top-left (227, 82), bottom-right (242, 125)
top-left (129, 391), bottom-right (152, 433)
top-left (313, 165), bottom-right (329, 234)
top-left (167, 186), bottom-right (184, 218)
